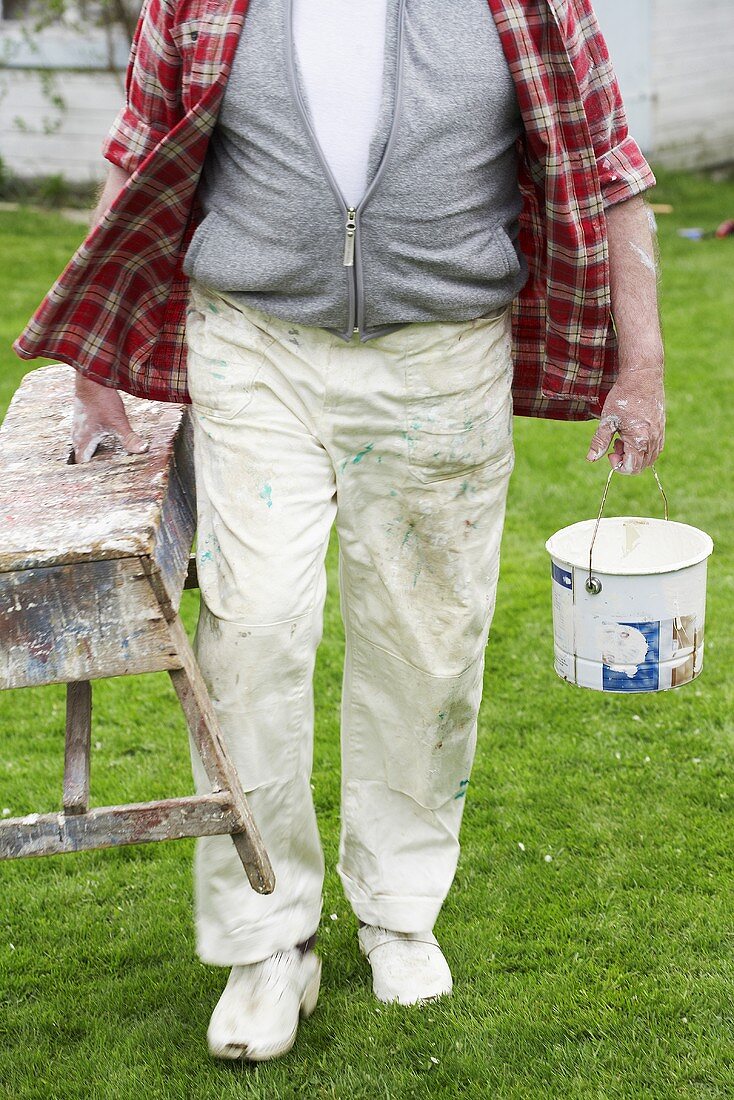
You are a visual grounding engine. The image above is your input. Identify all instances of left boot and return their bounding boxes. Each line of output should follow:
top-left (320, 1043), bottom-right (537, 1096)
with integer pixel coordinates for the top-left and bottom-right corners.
top-left (358, 925), bottom-right (453, 1005)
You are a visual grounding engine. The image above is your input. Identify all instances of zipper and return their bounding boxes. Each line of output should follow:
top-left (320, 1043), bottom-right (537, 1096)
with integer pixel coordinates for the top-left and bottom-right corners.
top-left (286, 0), bottom-right (407, 339)
top-left (285, 1), bottom-right (357, 334)
top-left (343, 207), bottom-right (357, 331)
top-left (343, 207), bottom-right (357, 269)
top-left (352, 0), bottom-right (406, 336)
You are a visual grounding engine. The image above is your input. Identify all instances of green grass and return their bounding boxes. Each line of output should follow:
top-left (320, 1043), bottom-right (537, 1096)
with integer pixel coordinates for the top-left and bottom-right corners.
top-left (0, 170), bottom-right (733, 1098)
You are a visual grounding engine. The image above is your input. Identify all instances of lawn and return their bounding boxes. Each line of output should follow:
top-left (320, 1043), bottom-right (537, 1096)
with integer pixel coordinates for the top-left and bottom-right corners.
top-left (0, 168), bottom-right (732, 1099)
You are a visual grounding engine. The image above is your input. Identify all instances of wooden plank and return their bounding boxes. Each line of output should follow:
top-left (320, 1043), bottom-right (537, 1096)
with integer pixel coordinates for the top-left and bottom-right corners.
top-left (144, 412), bottom-right (197, 620)
top-left (0, 557), bottom-right (181, 689)
top-left (0, 364), bottom-right (191, 573)
top-left (167, 616), bottom-right (275, 895)
top-left (0, 794), bottom-right (239, 859)
top-left (63, 681), bottom-right (92, 815)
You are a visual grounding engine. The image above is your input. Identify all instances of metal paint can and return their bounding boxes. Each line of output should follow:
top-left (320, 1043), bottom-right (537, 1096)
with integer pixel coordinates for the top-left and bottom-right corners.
top-left (545, 473), bottom-right (714, 693)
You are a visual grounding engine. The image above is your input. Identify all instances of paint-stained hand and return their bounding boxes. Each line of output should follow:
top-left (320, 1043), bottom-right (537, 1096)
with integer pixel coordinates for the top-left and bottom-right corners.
top-left (586, 363), bottom-right (665, 475)
top-left (71, 372), bottom-right (149, 463)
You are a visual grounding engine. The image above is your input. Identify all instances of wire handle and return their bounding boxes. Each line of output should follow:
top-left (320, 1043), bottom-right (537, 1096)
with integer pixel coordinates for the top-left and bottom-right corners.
top-left (585, 465), bottom-right (669, 595)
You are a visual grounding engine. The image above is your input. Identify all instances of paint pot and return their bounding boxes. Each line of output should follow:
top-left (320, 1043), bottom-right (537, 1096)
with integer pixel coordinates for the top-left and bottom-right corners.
top-left (545, 471), bottom-right (713, 693)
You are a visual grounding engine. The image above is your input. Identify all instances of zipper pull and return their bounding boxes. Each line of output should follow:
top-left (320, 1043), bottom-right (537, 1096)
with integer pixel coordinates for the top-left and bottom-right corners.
top-left (343, 207), bottom-right (357, 267)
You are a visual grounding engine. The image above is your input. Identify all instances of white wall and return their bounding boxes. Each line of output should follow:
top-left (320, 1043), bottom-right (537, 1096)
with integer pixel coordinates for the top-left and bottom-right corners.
top-left (593, 0), bottom-right (734, 168)
top-left (650, 0), bottom-right (734, 168)
top-left (590, 0), bottom-right (653, 153)
top-left (0, 70), bottom-right (124, 182)
top-left (0, 24), bottom-right (126, 182)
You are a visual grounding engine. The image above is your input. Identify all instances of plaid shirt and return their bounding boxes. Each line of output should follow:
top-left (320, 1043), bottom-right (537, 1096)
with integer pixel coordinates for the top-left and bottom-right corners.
top-left (13, 0), bottom-right (655, 421)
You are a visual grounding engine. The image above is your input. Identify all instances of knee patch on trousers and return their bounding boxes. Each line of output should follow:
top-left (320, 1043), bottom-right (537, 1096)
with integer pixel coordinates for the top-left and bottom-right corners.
top-left (192, 602), bottom-right (317, 790)
top-left (345, 629), bottom-right (486, 810)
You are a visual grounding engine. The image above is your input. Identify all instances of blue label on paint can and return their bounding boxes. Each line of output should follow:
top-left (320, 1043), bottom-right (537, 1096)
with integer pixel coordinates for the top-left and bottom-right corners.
top-left (551, 562), bottom-right (573, 591)
top-left (602, 620), bottom-right (660, 692)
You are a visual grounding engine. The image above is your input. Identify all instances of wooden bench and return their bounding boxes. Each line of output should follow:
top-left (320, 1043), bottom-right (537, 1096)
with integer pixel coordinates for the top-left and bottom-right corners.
top-left (0, 364), bottom-right (274, 895)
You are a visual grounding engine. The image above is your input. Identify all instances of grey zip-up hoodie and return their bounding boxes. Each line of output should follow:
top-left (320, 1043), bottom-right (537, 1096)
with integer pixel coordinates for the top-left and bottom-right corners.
top-left (183, 0), bottom-right (528, 342)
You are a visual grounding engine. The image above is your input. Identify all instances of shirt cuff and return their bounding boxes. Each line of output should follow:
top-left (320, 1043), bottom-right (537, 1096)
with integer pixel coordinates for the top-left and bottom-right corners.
top-left (598, 135), bottom-right (656, 209)
top-left (101, 104), bottom-right (167, 177)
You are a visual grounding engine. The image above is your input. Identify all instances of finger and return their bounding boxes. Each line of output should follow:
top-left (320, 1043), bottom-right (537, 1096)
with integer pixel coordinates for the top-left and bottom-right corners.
top-left (74, 429), bottom-right (107, 464)
top-left (647, 438), bottom-right (663, 467)
top-left (618, 443), bottom-right (647, 476)
top-left (106, 408), bottom-right (149, 454)
top-left (640, 426), bottom-right (662, 468)
top-left (118, 428), bottom-right (149, 454)
top-left (607, 439), bottom-right (625, 469)
top-left (586, 415), bottom-right (619, 461)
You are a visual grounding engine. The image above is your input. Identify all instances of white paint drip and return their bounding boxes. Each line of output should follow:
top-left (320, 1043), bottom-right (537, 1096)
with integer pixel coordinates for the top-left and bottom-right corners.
top-left (629, 241), bottom-right (656, 275)
top-left (646, 206), bottom-right (658, 234)
top-left (623, 524), bottom-right (642, 557)
top-left (601, 622), bottom-right (649, 677)
top-left (599, 414), bottom-right (621, 432)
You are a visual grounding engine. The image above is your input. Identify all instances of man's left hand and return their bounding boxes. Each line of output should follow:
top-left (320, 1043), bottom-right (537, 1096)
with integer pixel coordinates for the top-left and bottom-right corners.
top-left (586, 363), bottom-right (666, 475)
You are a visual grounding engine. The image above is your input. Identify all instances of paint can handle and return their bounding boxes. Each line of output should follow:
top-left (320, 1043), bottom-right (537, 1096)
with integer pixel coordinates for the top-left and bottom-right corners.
top-left (585, 465), bottom-right (669, 595)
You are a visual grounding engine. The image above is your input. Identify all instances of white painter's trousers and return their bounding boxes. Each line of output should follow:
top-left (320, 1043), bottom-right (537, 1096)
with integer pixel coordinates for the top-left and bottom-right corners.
top-left (185, 278), bottom-right (515, 965)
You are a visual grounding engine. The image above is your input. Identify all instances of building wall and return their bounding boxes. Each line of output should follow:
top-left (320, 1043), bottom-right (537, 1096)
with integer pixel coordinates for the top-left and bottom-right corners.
top-left (0, 25), bottom-right (127, 182)
top-left (0, 71), bottom-right (124, 182)
top-left (649, 0), bottom-right (734, 168)
top-left (589, 0), bottom-right (653, 153)
top-left (593, 0), bottom-right (734, 168)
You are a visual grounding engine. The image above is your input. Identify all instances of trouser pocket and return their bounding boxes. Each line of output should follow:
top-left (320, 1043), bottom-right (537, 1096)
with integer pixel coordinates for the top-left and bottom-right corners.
top-left (185, 281), bottom-right (275, 420)
top-left (404, 307), bottom-right (514, 484)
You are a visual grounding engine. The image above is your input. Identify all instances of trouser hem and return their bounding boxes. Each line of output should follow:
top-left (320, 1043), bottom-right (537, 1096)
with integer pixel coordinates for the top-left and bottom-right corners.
top-left (343, 879), bottom-right (446, 933)
top-left (195, 914), bottom-right (322, 967)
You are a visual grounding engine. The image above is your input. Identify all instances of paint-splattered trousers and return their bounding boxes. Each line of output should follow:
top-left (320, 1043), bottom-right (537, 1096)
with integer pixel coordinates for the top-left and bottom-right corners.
top-left (185, 278), bottom-right (515, 965)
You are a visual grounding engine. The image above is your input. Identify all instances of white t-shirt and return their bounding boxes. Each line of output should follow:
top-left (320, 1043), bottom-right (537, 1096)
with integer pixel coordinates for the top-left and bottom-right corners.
top-left (292, 0), bottom-right (389, 208)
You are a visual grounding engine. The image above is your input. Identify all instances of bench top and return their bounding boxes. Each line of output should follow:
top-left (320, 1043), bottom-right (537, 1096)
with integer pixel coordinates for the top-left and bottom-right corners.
top-left (0, 365), bottom-right (191, 573)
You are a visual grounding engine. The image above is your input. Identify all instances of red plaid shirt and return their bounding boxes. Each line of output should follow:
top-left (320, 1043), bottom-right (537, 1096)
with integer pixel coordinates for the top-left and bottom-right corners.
top-left (13, 0), bottom-right (655, 421)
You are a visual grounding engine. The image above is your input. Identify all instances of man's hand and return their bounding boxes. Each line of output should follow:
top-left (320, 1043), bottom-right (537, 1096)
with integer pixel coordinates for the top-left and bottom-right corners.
top-left (586, 362), bottom-right (665, 474)
top-left (72, 372), bottom-right (149, 464)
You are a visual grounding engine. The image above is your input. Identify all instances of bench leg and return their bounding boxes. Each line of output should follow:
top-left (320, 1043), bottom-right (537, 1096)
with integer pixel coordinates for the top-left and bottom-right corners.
top-left (63, 680), bottom-right (92, 815)
top-left (166, 615), bottom-right (275, 895)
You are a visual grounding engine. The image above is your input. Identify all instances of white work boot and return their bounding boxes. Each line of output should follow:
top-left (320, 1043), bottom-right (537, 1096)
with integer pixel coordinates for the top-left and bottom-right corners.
top-left (207, 948), bottom-right (322, 1061)
top-left (358, 925), bottom-right (453, 1005)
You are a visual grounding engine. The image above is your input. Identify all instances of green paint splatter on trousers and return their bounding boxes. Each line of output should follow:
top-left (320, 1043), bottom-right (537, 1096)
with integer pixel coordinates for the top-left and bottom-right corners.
top-left (340, 443), bottom-right (375, 472)
top-left (352, 443), bottom-right (375, 464)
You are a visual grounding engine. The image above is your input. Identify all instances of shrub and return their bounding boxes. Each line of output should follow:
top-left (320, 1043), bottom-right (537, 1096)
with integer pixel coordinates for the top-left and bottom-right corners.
top-left (37, 172), bottom-right (71, 209)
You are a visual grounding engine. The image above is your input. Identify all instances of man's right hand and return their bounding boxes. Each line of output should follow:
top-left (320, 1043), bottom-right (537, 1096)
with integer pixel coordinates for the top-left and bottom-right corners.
top-left (72, 372), bottom-right (149, 464)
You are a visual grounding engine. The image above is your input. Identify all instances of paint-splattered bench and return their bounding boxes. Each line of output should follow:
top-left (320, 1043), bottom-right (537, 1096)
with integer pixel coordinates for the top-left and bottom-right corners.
top-left (0, 364), bottom-right (273, 895)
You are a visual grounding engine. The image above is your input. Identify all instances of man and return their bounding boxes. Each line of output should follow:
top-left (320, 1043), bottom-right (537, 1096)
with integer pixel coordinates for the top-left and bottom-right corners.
top-left (14, 0), bottom-right (665, 1063)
